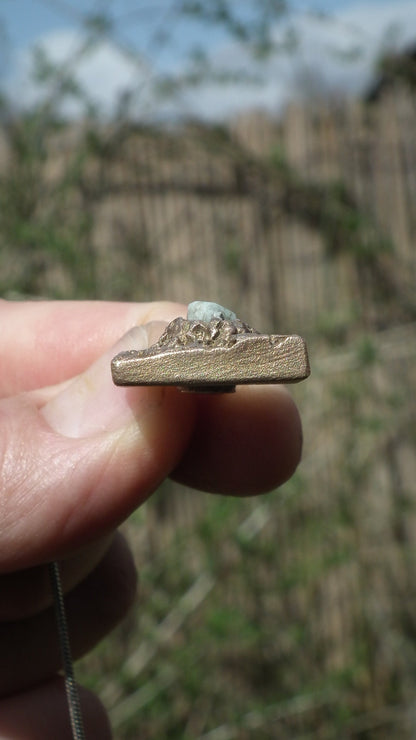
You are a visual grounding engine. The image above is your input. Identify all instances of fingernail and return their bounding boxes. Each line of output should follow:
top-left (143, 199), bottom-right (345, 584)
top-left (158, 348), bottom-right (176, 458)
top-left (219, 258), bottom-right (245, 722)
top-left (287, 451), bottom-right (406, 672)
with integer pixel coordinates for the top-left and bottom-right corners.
top-left (42, 321), bottom-right (167, 438)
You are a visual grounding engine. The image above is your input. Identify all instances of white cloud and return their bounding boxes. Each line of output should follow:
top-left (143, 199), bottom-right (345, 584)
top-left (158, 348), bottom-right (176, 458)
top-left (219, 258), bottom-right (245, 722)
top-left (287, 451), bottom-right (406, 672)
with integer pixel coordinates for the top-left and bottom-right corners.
top-left (180, 0), bottom-right (416, 119)
top-left (6, 29), bottom-right (152, 118)
top-left (4, 1), bottom-right (416, 121)
top-left (289, 0), bottom-right (416, 97)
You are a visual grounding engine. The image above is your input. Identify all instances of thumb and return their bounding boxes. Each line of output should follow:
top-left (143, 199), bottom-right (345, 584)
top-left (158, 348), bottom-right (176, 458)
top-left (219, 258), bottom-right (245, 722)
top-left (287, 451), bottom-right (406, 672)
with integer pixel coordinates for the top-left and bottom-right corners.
top-left (0, 323), bottom-right (195, 573)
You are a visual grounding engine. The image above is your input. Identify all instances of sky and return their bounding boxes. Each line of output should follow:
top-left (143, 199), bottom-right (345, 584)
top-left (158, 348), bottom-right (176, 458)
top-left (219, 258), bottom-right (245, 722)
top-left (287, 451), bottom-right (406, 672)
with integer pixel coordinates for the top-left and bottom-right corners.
top-left (1, 0), bottom-right (416, 121)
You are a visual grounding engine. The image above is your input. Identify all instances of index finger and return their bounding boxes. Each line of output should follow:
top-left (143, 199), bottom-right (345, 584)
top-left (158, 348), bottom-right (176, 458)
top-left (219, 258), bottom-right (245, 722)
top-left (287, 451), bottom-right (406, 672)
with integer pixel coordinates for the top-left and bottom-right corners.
top-left (0, 299), bottom-right (185, 396)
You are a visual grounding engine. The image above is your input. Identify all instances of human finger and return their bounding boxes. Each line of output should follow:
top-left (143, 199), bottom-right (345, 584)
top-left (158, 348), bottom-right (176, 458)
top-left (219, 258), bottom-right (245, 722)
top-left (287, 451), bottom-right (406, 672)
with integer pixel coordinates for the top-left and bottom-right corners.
top-left (0, 324), bottom-right (195, 573)
top-left (1, 384), bottom-right (302, 616)
top-left (0, 535), bottom-right (113, 620)
top-left (0, 533), bottom-right (136, 698)
top-left (0, 679), bottom-right (112, 740)
top-left (0, 299), bottom-right (185, 396)
top-left (172, 384), bottom-right (303, 495)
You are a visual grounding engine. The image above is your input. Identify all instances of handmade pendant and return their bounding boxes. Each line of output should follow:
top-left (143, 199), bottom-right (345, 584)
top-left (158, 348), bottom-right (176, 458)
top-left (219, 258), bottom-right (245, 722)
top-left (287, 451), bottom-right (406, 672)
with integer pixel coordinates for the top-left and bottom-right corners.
top-left (111, 301), bottom-right (310, 392)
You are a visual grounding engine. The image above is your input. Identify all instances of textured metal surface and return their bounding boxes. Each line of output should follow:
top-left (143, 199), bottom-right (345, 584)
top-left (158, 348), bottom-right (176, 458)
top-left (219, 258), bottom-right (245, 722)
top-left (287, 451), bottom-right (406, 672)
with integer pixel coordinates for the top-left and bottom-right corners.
top-left (112, 316), bottom-right (310, 391)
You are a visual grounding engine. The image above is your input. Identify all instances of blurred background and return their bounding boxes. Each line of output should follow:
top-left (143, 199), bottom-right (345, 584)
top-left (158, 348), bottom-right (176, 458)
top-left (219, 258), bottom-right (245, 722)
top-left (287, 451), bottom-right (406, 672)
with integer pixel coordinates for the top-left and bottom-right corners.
top-left (1, 1), bottom-right (416, 737)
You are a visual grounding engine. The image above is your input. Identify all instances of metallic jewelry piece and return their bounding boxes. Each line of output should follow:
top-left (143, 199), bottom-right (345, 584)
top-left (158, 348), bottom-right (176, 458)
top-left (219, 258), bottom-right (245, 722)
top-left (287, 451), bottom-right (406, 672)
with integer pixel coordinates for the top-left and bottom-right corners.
top-left (112, 304), bottom-right (310, 393)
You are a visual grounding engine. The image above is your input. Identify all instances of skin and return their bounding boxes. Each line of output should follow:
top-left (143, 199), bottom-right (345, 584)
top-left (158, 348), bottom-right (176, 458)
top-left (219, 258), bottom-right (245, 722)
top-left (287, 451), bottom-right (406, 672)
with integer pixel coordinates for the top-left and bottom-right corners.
top-left (0, 300), bottom-right (302, 738)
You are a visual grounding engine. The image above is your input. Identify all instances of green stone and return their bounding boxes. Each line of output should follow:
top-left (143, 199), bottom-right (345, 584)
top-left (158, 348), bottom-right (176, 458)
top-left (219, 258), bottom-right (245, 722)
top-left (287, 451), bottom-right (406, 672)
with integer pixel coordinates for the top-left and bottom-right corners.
top-left (187, 301), bottom-right (237, 322)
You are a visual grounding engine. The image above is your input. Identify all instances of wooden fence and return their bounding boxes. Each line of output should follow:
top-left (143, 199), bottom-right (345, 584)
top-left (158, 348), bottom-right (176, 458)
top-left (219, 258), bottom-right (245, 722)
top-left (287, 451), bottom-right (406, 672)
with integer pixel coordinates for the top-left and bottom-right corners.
top-left (2, 85), bottom-right (416, 736)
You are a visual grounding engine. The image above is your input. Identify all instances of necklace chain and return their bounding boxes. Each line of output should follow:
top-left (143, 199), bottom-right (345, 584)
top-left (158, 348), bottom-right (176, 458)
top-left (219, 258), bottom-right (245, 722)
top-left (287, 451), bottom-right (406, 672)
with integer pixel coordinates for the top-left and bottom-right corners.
top-left (48, 560), bottom-right (86, 740)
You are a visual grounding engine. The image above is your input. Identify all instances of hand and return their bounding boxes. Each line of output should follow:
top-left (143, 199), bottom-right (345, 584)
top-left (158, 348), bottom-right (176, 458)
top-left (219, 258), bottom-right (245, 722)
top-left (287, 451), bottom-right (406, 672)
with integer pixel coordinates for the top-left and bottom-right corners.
top-left (0, 300), bottom-right (302, 738)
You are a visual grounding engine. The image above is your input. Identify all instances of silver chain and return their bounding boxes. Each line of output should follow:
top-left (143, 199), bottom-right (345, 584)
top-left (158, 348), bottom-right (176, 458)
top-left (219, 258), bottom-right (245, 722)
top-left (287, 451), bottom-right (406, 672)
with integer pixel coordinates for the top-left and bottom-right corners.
top-left (48, 560), bottom-right (86, 740)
